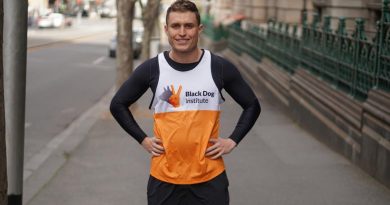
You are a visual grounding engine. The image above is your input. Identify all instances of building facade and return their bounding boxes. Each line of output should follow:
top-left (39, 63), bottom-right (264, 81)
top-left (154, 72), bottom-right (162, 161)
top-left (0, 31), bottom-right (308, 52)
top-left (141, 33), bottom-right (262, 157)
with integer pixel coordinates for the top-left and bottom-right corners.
top-left (210, 0), bottom-right (314, 23)
top-left (210, 0), bottom-right (381, 31)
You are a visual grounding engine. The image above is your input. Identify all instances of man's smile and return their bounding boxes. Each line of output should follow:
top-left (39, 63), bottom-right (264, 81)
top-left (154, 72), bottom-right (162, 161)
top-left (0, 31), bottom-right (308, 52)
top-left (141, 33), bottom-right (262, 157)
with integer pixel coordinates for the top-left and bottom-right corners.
top-left (175, 39), bottom-right (190, 44)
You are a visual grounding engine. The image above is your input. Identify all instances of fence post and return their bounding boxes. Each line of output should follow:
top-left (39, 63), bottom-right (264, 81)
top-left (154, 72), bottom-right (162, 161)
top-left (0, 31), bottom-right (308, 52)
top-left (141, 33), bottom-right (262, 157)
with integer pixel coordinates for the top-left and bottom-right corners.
top-left (377, 0), bottom-right (389, 89)
top-left (352, 18), bottom-right (367, 97)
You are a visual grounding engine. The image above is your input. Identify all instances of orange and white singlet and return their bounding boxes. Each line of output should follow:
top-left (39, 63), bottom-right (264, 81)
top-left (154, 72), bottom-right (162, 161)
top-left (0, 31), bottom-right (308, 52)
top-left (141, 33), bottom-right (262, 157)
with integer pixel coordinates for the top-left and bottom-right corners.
top-left (151, 50), bottom-right (225, 184)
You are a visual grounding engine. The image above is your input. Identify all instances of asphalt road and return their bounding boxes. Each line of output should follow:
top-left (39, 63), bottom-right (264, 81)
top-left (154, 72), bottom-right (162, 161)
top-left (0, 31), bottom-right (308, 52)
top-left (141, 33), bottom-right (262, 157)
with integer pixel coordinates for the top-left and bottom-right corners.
top-left (25, 18), bottom-right (121, 164)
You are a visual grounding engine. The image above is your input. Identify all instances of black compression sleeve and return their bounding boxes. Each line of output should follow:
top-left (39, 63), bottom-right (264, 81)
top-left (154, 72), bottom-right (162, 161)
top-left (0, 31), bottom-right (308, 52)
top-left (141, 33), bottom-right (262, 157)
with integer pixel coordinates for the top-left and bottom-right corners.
top-left (110, 58), bottom-right (158, 144)
top-left (219, 56), bottom-right (261, 144)
top-left (110, 52), bottom-right (260, 145)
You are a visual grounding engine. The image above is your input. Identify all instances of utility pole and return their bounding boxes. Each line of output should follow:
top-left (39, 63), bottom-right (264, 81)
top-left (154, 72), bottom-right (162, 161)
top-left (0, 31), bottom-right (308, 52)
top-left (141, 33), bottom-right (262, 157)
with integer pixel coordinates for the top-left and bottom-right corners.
top-left (3, 0), bottom-right (28, 204)
top-left (0, 0), bottom-right (8, 203)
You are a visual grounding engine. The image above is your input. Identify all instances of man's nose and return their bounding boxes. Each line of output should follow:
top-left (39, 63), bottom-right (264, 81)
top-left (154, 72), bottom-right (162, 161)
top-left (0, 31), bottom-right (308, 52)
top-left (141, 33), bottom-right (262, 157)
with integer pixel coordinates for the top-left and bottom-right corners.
top-left (179, 26), bottom-right (186, 36)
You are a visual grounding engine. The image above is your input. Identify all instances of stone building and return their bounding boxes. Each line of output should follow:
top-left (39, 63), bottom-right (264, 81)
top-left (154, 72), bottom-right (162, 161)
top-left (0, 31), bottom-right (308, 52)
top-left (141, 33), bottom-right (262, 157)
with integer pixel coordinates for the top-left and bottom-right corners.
top-left (311, 0), bottom-right (382, 34)
top-left (210, 0), bottom-right (382, 32)
top-left (210, 0), bottom-right (314, 24)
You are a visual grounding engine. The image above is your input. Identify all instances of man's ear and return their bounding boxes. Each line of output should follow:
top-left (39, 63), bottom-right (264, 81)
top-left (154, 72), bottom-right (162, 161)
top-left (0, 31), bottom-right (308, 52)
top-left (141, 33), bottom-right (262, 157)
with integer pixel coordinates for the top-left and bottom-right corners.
top-left (164, 24), bottom-right (168, 34)
top-left (199, 24), bottom-right (204, 33)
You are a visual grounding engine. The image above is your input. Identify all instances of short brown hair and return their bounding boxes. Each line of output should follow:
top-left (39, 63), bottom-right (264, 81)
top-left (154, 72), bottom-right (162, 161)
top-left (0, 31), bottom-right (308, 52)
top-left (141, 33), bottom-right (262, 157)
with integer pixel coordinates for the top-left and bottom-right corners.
top-left (166, 0), bottom-right (201, 25)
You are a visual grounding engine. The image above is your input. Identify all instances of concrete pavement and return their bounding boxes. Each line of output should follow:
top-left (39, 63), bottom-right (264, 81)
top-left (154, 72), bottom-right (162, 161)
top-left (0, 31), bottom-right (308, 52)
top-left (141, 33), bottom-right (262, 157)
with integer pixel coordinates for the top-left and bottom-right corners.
top-left (25, 67), bottom-right (390, 205)
top-left (23, 18), bottom-right (118, 204)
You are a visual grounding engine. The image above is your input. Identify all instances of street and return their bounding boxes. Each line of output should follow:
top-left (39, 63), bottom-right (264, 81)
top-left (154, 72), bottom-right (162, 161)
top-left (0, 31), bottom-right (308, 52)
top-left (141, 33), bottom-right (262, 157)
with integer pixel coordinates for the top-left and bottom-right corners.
top-left (25, 19), bottom-right (118, 164)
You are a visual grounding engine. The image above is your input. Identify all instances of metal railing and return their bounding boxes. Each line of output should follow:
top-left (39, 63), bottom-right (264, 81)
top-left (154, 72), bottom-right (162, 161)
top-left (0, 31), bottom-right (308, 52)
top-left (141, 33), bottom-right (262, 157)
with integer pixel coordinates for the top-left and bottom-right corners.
top-left (201, 15), bottom-right (227, 41)
top-left (211, 0), bottom-right (390, 100)
top-left (301, 14), bottom-right (379, 99)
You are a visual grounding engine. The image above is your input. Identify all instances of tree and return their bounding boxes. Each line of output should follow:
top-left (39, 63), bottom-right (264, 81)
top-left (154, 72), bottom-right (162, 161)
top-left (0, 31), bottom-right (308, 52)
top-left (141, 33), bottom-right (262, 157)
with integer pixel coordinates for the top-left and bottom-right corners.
top-left (115, 0), bottom-right (137, 88)
top-left (139, 0), bottom-right (161, 60)
top-left (0, 0), bottom-right (8, 204)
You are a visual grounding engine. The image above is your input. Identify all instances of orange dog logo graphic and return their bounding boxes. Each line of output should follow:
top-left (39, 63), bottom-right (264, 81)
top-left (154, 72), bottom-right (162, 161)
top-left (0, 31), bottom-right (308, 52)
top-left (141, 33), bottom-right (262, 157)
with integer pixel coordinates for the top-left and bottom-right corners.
top-left (159, 85), bottom-right (182, 107)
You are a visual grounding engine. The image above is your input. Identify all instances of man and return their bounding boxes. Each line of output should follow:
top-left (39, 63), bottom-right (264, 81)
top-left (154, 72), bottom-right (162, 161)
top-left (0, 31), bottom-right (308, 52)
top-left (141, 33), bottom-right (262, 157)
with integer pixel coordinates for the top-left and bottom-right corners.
top-left (110, 0), bottom-right (260, 204)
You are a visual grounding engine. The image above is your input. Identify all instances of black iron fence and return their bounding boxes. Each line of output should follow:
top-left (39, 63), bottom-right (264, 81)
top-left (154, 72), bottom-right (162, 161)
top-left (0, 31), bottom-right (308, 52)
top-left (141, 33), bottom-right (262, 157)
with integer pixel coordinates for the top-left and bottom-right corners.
top-left (205, 0), bottom-right (390, 100)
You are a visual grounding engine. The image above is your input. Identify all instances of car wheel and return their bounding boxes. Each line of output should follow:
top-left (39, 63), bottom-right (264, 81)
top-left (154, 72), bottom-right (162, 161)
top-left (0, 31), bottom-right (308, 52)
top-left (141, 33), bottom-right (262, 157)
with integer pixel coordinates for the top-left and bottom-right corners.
top-left (134, 50), bottom-right (141, 59)
top-left (109, 50), bottom-right (116, 58)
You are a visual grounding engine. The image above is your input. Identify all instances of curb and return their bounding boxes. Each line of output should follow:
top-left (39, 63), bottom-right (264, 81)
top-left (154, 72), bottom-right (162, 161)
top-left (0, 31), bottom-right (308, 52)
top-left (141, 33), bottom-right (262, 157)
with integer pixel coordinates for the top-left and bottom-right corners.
top-left (23, 87), bottom-right (115, 205)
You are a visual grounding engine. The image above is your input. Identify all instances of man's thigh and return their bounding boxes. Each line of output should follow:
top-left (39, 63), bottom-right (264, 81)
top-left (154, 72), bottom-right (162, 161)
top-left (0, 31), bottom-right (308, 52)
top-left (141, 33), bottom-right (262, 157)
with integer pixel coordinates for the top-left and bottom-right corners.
top-left (147, 176), bottom-right (180, 205)
top-left (147, 172), bottom-right (229, 205)
top-left (189, 171), bottom-right (230, 205)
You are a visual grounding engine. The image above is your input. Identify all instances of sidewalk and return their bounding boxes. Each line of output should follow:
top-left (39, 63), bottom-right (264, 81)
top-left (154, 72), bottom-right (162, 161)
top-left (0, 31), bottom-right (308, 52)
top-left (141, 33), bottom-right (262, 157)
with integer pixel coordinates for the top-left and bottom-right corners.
top-left (26, 77), bottom-right (390, 204)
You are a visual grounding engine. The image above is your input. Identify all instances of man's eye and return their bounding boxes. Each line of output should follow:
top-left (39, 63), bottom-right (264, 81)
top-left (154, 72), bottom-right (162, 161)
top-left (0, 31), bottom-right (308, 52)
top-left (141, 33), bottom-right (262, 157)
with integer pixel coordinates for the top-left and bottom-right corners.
top-left (185, 24), bottom-right (194, 29)
top-left (171, 24), bottom-right (180, 29)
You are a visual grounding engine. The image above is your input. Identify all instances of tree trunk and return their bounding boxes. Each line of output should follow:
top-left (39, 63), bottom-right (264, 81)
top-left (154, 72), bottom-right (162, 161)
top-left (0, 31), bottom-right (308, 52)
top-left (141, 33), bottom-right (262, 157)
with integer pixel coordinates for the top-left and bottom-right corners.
top-left (0, 0), bottom-right (8, 204)
top-left (115, 0), bottom-right (137, 88)
top-left (141, 0), bottom-right (161, 60)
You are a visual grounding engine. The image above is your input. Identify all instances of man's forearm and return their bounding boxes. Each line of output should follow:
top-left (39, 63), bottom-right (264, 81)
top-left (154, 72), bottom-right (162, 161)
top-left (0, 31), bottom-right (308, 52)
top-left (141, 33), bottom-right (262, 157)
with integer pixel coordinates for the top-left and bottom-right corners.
top-left (228, 99), bottom-right (261, 144)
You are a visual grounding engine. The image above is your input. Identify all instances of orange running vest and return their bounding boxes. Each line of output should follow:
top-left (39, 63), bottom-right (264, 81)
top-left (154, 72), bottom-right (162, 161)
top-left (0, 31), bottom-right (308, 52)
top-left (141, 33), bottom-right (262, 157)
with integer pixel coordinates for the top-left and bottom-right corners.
top-left (150, 50), bottom-right (225, 184)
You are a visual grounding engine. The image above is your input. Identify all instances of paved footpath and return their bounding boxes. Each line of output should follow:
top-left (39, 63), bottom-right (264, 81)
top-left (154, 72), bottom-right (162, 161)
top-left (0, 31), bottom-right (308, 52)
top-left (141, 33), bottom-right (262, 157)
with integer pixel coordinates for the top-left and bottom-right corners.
top-left (26, 74), bottom-right (390, 204)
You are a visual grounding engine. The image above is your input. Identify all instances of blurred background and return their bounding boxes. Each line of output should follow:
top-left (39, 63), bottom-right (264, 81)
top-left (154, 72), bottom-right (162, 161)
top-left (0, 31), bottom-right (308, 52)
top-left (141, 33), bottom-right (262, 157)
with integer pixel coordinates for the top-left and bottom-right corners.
top-left (1, 0), bottom-right (390, 205)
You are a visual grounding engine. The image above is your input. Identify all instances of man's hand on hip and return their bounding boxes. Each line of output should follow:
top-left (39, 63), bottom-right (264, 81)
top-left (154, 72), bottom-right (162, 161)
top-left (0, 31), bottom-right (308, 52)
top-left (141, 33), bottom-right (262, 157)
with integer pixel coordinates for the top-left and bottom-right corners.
top-left (141, 137), bottom-right (165, 157)
top-left (205, 138), bottom-right (237, 159)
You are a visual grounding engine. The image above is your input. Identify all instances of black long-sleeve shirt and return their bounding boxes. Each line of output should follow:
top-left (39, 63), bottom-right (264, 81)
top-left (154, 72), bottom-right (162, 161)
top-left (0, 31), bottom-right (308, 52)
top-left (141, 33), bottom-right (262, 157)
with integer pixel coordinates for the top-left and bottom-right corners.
top-left (110, 50), bottom-right (261, 145)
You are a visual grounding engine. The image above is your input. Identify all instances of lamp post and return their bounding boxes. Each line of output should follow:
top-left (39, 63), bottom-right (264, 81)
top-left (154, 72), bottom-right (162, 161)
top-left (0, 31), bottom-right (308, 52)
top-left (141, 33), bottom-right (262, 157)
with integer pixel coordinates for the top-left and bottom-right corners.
top-left (4, 0), bottom-right (28, 204)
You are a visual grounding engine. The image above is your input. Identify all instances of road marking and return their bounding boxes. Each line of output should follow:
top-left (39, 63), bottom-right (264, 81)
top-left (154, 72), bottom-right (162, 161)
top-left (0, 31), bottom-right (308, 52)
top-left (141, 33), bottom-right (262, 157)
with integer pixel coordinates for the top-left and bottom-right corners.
top-left (27, 31), bottom-right (112, 52)
top-left (76, 63), bottom-right (113, 70)
top-left (25, 122), bottom-right (32, 128)
top-left (93, 56), bottom-right (106, 65)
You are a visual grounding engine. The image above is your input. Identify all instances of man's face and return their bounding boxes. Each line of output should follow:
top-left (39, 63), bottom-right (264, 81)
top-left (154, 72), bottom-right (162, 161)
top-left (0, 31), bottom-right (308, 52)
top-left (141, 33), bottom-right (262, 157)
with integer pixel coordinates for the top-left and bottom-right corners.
top-left (165, 11), bottom-right (203, 54)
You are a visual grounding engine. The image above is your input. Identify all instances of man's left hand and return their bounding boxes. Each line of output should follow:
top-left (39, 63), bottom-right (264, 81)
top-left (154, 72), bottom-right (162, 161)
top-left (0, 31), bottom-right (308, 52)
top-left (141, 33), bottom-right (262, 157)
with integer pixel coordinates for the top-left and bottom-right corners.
top-left (205, 138), bottom-right (237, 159)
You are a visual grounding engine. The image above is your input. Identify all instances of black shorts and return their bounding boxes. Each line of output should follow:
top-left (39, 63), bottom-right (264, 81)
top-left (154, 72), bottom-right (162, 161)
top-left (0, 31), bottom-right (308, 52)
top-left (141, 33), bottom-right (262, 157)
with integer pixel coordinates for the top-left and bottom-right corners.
top-left (147, 171), bottom-right (230, 205)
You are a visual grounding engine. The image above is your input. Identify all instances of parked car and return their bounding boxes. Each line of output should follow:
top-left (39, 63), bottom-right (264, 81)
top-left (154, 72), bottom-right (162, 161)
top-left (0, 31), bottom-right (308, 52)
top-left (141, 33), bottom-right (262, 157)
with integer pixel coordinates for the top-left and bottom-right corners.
top-left (37, 13), bottom-right (72, 28)
top-left (109, 28), bottom-right (143, 59)
top-left (99, 6), bottom-right (117, 18)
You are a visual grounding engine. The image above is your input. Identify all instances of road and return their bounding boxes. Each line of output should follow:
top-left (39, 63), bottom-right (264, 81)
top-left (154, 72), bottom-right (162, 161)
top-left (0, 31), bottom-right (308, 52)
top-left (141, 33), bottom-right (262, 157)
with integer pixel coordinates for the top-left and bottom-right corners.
top-left (25, 18), bottom-right (129, 166)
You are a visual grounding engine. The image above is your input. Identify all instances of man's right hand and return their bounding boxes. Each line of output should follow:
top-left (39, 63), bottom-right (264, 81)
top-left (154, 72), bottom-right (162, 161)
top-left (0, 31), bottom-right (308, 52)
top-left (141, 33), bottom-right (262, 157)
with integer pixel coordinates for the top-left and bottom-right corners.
top-left (141, 137), bottom-right (165, 157)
